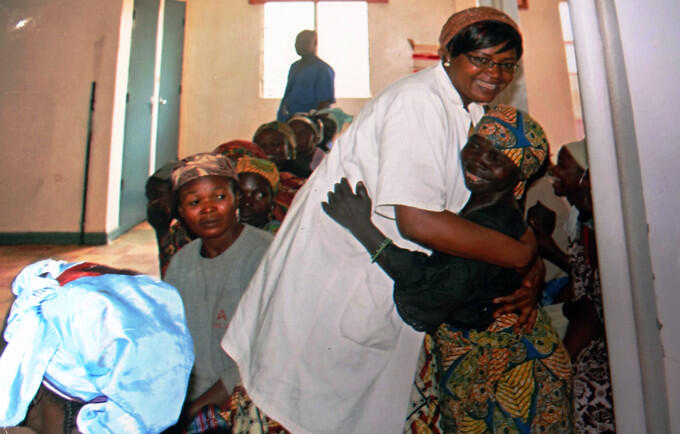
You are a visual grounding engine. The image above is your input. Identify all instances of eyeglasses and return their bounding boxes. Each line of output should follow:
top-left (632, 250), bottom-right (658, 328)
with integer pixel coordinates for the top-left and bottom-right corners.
top-left (464, 54), bottom-right (519, 73)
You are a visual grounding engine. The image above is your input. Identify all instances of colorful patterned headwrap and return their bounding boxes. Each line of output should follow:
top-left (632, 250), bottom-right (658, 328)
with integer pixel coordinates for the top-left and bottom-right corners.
top-left (288, 113), bottom-right (324, 145)
top-left (473, 104), bottom-right (549, 198)
top-left (171, 152), bottom-right (238, 192)
top-left (236, 156), bottom-right (281, 194)
top-left (253, 121), bottom-right (298, 160)
top-left (439, 7), bottom-right (521, 58)
top-left (214, 140), bottom-right (268, 164)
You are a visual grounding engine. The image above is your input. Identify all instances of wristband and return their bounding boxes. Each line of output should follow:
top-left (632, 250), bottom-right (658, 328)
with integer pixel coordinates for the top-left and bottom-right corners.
top-left (371, 238), bottom-right (392, 263)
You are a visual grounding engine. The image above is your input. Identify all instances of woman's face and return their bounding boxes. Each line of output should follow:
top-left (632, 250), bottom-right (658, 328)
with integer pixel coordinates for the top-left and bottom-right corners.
top-left (445, 42), bottom-right (518, 106)
top-left (548, 147), bottom-right (584, 197)
top-left (288, 120), bottom-right (316, 159)
top-left (254, 129), bottom-right (288, 167)
top-left (238, 172), bottom-right (274, 228)
top-left (178, 176), bottom-right (239, 241)
top-left (460, 134), bottom-right (519, 194)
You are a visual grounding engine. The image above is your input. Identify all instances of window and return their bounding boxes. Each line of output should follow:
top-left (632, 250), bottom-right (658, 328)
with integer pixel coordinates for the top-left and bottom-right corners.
top-left (558, 2), bottom-right (583, 121)
top-left (262, 1), bottom-right (371, 99)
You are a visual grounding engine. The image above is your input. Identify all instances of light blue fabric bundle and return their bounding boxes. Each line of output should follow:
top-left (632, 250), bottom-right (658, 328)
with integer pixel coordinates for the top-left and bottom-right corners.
top-left (0, 259), bottom-right (195, 433)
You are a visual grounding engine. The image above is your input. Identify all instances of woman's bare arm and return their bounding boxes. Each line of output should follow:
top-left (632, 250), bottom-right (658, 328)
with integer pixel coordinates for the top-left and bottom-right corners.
top-left (396, 205), bottom-right (543, 331)
top-left (395, 206), bottom-right (536, 270)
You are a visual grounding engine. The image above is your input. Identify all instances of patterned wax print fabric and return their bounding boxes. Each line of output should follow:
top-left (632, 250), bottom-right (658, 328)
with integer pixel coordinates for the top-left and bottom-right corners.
top-left (219, 384), bottom-right (290, 434)
top-left (474, 104), bottom-right (549, 198)
top-left (159, 218), bottom-right (194, 277)
top-left (214, 140), bottom-right (269, 165)
top-left (236, 155), bottom-right (281, 194)
top-left (568, 221), bottom-right (615, 433)
top-left (221, 63), bottom-right (486, 434)
top-left (0, 260), bottom-right (194, 433)
top-left (272, 171), bottom-right (306, 222)
top-left (435, 310), bottom-right (573, 433)
top-left (277, 57), bottom-right (335, 123)
top-left (404, 334), bottom-right (443, 434)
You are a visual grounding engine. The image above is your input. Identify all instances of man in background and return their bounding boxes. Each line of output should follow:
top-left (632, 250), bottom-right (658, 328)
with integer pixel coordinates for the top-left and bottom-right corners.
top-left (277, 30), bottom-right (335, 122)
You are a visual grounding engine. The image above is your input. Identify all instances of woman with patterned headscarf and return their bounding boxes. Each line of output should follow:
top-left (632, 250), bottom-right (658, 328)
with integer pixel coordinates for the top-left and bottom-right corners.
top-left (222, 8), bottom-right (546, 433)
top-left (252, 121), bottom-right (306, 223)
top-left (323, 105), bottom-right (572, 433)
top-left (236, 156), bottom-right (282, 234)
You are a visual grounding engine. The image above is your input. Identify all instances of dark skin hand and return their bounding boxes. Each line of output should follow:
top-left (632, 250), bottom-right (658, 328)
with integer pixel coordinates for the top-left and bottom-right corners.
top-left (527, 202), bottom-right (570, 274)
top-left (322, 178), bottom-right (542, 332)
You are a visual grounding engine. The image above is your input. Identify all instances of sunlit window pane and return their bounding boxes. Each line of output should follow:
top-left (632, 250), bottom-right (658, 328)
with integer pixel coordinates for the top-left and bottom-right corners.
top-left (558, 2), bottom-right (573, 42)
top-left (263, 2), bottom-right (314, 98)
top-left (263, 1), bottom-right (371, 99)
top-left (317, 2), bottom-right (370, 98)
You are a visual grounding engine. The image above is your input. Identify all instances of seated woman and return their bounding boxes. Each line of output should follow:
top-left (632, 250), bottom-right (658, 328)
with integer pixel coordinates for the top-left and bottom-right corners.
top-left (285, 113), bottom-right (324, 178)
top-left (163, 153), bottom-right (273, 430)
top-left (0, 260), bottom-right (194, 433)
top-left (322, 105), bottom-right (573, 433)
top-left (310, 107), bottom-right (353, 161)
top-left (145, 162), bottom-right (195, 277)
top-left (236, 155), bottom-right (281, 234)
top-left (530, 139), bottom-right (615, 433)
top-left (252, 121), bottom-right (306, 222)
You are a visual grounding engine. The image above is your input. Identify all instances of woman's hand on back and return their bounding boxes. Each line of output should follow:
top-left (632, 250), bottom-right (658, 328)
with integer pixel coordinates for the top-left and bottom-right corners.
top-left (322, 178), bottom-right (373, 235)
top-left (492, 253), bottom-right (545, 333)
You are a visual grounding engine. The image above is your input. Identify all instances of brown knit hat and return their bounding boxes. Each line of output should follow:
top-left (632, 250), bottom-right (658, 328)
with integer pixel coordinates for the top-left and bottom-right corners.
top-left (439, 7), bottom-right (520, 58)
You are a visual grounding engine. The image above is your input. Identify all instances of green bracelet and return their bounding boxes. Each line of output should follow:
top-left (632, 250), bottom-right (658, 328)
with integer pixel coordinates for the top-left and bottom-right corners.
top-left (371, 238), bottom-right (392, 263)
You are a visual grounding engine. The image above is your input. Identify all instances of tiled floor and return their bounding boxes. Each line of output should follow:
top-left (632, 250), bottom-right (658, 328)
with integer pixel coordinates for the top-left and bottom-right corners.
top-left (0, 222), bottom-right (159, 324)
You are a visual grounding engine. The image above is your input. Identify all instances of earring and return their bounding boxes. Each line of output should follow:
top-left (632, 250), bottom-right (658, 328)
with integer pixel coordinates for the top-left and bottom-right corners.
top-left (443, 59), bottom-right (451, 67)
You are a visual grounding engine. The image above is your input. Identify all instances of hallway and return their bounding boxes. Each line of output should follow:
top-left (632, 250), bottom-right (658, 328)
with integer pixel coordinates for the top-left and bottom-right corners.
top-left (0, 222), bottom-right (159, 324)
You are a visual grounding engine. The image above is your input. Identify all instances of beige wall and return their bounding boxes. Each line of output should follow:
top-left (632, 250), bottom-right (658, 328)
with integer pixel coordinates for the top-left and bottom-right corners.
top-left (0, 0), bottom-right (579, 239)
top-left (178, 0), bottom-right (460, 157)
top-left (519, 0), bottom-right (580, 150)
top-left (0, 0), bottom-right (127, 234)
top-left (179, 0), bottom-right (579, 157)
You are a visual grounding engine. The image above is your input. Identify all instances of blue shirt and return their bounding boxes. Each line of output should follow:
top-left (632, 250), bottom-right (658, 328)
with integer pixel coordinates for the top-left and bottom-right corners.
top-left (277, 56), bottom-right (335, 122)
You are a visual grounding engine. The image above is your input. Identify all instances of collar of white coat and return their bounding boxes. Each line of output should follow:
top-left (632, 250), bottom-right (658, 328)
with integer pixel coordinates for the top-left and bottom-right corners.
top-left (434, 62), bottom-right (486, 122)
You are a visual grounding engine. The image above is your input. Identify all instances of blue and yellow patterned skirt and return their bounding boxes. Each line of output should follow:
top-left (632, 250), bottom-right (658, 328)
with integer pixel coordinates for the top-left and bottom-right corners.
top-left (434, 309), bottom-right (573, 433)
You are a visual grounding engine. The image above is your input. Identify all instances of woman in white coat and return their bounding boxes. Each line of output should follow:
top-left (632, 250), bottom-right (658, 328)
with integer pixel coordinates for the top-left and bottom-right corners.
top-left (222, 7), bottom-right (544, 434)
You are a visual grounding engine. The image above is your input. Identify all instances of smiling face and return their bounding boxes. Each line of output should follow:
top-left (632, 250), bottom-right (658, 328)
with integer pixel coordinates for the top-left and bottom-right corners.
top-left (238, 172), bottom-right (274, 228)
top-left (549, 147), bottom-right (584, 198)
top-left (445, 43), bottom-right (517, 106)
top-left (177, 175), bottom-right (240, 242)
top-left (460, 134), bottom-right (520, 195)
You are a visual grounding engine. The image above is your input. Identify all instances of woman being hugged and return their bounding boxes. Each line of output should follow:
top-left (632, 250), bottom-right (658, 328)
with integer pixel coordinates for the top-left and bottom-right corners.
top-left (324, 106), bottom-right (573, 433)
top-left (222, 7), bottom-right (545, 434)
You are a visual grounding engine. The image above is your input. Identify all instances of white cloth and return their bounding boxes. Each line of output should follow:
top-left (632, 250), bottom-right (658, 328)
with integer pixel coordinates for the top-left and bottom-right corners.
top-left (165, 225), bottom-right (272, 400)
top-left (222, 64), bottom-right (485, 434)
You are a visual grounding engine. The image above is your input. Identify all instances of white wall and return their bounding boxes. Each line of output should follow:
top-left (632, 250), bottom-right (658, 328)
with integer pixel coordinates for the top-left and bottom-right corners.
top-left (178, 0), bottom-right (461, 157)
top-left (614, 1), bottom-right (680, 431)
top-left (0, 0), bottom-right (127, 234)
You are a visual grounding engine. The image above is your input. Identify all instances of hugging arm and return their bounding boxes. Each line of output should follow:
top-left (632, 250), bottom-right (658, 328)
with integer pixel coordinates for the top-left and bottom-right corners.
top-left (395, 206), bottom-right (543, 331)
